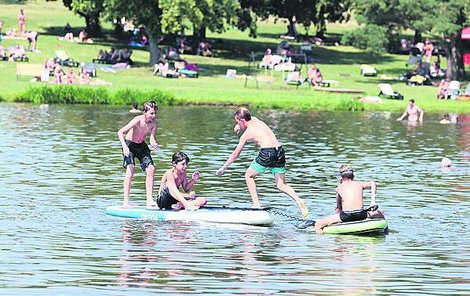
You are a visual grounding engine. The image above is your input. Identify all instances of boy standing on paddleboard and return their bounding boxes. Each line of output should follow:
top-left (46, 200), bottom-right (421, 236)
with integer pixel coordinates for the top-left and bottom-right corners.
top-left (216, 107), bottom-right (309, 219)
top-left (314, 164), bottom-right (385, 234)
top-left (117, 101), bottom-right (158, 208)
top-left (157, 151), bottom-right (206, 211)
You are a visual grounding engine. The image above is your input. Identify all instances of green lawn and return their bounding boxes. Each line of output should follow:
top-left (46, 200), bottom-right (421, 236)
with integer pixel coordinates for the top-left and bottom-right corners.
top-left (0, 1), bottom-right (469, 113)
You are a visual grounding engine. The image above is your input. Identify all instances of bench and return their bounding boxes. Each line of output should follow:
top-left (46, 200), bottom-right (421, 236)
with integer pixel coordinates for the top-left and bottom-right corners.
top-left (16, 63), bottom-right (43, 80)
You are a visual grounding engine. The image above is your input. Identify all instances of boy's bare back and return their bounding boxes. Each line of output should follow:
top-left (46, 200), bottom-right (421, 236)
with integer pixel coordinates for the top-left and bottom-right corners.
top-left (242, 117), bottom-right (280, 148)
top-left (336, 180), bottom-right (369, 211)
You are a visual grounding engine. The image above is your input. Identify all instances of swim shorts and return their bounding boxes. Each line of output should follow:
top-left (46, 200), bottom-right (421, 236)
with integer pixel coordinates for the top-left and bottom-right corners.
top-left (157, 186), bottom-right (178, 209)
top-left (339, 209), bottom-right (368, 222)
top-left (122, 140), bottom-right (154, 171)
top-left (250, 146), bottom-right (286, 175)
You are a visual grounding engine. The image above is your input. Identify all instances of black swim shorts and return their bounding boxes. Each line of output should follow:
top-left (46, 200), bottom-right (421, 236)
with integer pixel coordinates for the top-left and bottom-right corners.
top-left (122, 140), bottom-right (154, 171)
top-left (157, 186), bottom-right (178, 209)
top-left (339, 209), bottom-right (368, 222)
top-left (255, 146), bottom-right (286, 167)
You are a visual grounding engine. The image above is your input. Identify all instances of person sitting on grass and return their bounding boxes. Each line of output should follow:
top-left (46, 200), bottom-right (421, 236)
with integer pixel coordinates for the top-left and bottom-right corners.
top-left (0, 45), bottom-right (6, 61)
top-left (8, 44), bottom-right (26, 61)
top-left (437, 79), bottom-right (449, 99)
top-left (78, 28), bottom-right (92, 43)
top-left (315, 164), bottom-right (385, 234)
top-left (306, 64), bottom-right (323, 87)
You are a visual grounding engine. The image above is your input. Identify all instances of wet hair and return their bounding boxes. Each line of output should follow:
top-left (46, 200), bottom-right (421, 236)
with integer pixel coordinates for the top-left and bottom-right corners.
top-left (143, 101), bottom-right (158, 112)
top-left (172, 151), bottom-right (190, 165)
top-left (235, 107), bottom-right (251, 121)
top-left (409, 99), bottom-right (415, 104)
top-left (338, 164), bottom-right (354, 179)
top-left (132, 102), bottom-right (138, 109)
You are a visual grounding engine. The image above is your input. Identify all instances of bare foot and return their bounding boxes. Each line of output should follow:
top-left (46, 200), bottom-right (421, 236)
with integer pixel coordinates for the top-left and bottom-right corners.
top-left (146, 200), bottom-right (158, 208)
top-left (120, 203), bottom-right (130, 209)
top-left (298, 200), bottom-right (309, 219)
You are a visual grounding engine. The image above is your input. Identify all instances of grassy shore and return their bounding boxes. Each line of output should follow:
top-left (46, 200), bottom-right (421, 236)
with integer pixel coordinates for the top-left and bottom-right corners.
top-left (0, 1), bottom-right (469, 113)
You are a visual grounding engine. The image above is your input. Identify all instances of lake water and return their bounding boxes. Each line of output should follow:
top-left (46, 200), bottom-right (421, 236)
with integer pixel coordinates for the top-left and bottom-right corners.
top-left (0, 103), bottom-right (469, 295)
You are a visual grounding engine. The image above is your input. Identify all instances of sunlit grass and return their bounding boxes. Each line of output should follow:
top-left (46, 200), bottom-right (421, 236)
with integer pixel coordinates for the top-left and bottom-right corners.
top-left (0, 1), bottom-right (468, 113)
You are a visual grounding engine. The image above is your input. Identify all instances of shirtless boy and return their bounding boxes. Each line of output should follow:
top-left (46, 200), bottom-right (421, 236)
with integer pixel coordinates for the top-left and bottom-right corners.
top-left (216, 107), bottom-right (309, 219)
top-left (117, 101), bottom-right (158, 208)
top-left (157, 151), bottom-right (207, 211)
top-left (315, 165), bottom-right (384, 234)
top-left (396, 99), bottom-right (424, 122)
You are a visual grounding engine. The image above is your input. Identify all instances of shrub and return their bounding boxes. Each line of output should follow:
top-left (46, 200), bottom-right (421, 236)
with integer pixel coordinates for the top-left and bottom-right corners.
top-left (335, 99), bottom-right (365, 111)
top-left (342, 24), bottom-right (388, 55)
top-left (15, 86), bottom-right (176, 106)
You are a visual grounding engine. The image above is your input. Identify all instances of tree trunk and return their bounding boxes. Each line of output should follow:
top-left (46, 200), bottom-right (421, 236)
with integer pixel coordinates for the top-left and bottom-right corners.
top-left (445, 33), bottom-right (466, 80)
top-left (287, 17), bottom-right (298, 40)
top-left (148, 34), bottom-right (161, 66)
top-left (315, 6), bottom-right (326, 38)
top-left (84, 13), bottom-right (101, 36)
top-left (413, 30), bottom-right (422, 45)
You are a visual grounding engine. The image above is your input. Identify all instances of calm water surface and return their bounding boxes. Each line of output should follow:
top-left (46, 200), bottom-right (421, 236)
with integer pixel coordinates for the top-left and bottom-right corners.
top-left (0, 103), bottom-right (469, 295)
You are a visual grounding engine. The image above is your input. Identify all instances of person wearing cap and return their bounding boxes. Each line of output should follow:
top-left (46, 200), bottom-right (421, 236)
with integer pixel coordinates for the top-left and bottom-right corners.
top-left (315, 164), bottom-right (385, 234)
top-left (440, 157), bottom-right (452, 169)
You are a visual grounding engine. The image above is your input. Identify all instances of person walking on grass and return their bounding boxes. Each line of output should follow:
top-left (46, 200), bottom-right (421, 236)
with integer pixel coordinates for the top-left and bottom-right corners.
top-left (216, 107), bottom-right (309, 219)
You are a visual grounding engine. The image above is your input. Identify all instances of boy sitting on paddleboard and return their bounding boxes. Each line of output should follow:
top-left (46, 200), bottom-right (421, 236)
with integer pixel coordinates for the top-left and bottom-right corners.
top-left (157, 151), bottom-right (206, 211)
top-left (315, 164), bottom-right (384, 234)
top-left (117, 101), bottom-right (158, 208)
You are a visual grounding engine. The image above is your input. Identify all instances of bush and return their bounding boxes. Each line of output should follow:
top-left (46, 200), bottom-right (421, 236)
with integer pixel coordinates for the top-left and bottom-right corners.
top-left (342, 24), bottom-right (388, 55)
top-left (335, 99), bottom-right (365, 111)
top-left (15, 86), bottom-right (176, 106)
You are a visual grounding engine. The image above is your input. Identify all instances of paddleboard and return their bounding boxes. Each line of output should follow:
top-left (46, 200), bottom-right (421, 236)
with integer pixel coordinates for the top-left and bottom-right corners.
top-left (323, 218), bottom-right (388, 235)
top-left (105, 205), bottom-right (274, 226)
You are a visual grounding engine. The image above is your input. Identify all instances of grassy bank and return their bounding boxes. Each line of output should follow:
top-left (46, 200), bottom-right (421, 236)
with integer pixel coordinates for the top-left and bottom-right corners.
top-left (0, 1), bottom-right (469, 113)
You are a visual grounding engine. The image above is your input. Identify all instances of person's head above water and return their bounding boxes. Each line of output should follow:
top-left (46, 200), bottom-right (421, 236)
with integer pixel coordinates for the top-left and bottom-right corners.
top-left (441, 157), bottom-right (452, 168)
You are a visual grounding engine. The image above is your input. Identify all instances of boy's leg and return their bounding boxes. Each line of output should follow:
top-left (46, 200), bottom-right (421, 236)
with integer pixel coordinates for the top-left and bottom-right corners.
top-left (145, 164), bottom-right (157, 207)
top-left (274, 173), bottom-right (309, 219)
top-left (123, 164), bottom-right (135, 208)
top-left (244, 167), bottom-right (261, 208)
top-left (315, 214), bottom-right (341, 234)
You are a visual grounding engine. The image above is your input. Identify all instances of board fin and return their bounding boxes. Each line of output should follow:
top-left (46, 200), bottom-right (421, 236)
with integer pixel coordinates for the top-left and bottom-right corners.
top-left (295, 219), bottom-right (316, 229)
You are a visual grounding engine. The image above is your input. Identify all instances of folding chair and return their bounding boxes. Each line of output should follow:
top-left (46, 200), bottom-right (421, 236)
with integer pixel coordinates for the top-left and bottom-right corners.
top-left (378, 83), bottom-right (404, 100)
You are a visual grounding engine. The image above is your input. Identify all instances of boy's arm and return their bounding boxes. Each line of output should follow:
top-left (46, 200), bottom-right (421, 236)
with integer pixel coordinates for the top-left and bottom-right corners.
top-left (149, 122), bottom-right (158, 149)
top-left (216, 133), bottom-right (248, 176)
top-left (117, 117), bottom-right (139, 156)
top-left (418, 108), bottom-right (424, 122)
top-left (396, 110), bottom-right (407, 121)
top-left (362, 181), bottom-right (377, 205)
top-left (166, 177), bottom-right (192, 208)
top-left (182, 171), bottom-right (199, 192)
top-left (335, 189), bottom-right (342, 213)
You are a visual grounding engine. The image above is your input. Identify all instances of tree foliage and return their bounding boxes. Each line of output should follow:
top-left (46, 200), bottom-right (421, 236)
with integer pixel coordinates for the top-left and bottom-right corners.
top-left (62, 0), bottom-right (104, 35)
top-left (352, 0), bottom-right (470, 79)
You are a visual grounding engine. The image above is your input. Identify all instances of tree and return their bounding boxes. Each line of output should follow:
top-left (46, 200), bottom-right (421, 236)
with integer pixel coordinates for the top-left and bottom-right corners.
top-left (62, 0), bottom-right (104, 35)
top-left (352, 0), bottom-right (469, 80)
top-left (159, 0), bottom-right (244, 48)
top-left (244, 0), bottom-right (351, 39)
top-left (104, 0), bottom-right (163, 66)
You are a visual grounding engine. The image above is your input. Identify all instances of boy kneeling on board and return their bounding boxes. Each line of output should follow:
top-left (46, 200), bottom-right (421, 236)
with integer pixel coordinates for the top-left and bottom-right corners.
top-left (315, 164), bottom-right (384, 234)
top-left (157, 151), bottom-right (207, 211)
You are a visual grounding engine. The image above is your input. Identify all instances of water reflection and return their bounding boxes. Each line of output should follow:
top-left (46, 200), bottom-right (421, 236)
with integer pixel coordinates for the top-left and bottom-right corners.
top-left (0, 103), bottom-right (469, 295)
